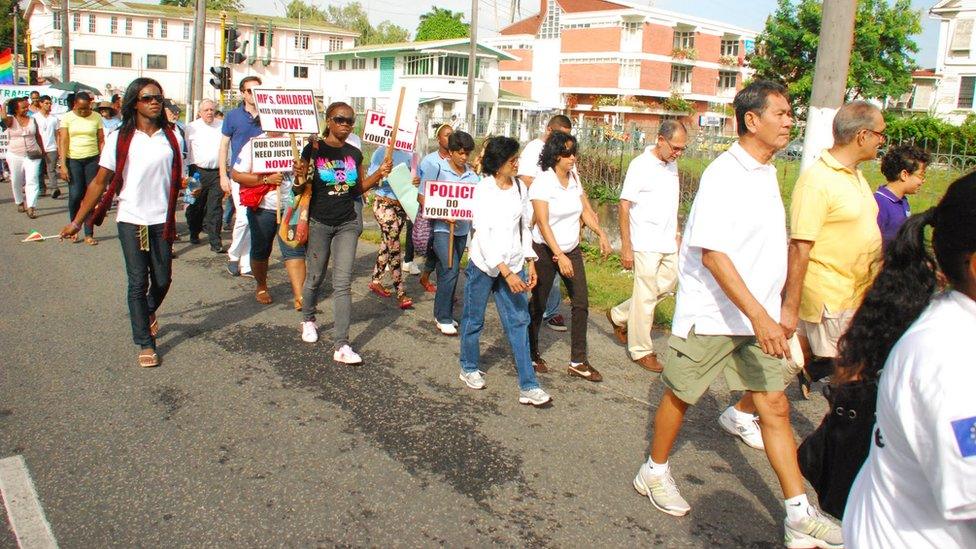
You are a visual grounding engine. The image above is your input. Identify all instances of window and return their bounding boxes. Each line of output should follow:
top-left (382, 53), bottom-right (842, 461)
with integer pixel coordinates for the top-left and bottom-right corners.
top-left (88, 14), bottom-right (95, 33)
top-left (719, 71), bottom-right (737, 91)
top-left (350, 97), bottom-right (365, 112)
top-left (183, 22), bottom-right (190, 40)
top-left (621, 21), bottom-right (642, 52)
top-left (258, 31), bottom-right (267, 47)
top-left (538, 0), bottom-right (561, 39)
top-left (111, 16), bottom-right (118, 34)
top-left (951, 20), bottom-right (974, 53)
top-left (404, 55), bottom-right (433, 76)
top-left (338, 59), bottom-right (346, 70)
top-left (72, 13), bottom-right (80, 32)
top-left (53, 12), bottom-right (61, 31)
top-left (620, 59), bottom-right (640, 88)
top-left (147, 19), bottom-right (154, 38)
top-left (373, 58), bottom-right (378, 69)
top-left (110, 52), bottom-right (132, 68)
top-left (294, 33), bottom-right (309, 49)
top-left (160, 20), bottom-right (167, 39)
top-left (293, 65), bottom-right (309, 78)
top-left (673, 30), bottom-right (695, 50)
top-left (329, 37), bottom-right (343, 51)
top-left (74, 50), bottom-right (96, 66)
top-left (670, 64), bottom-right (692, 92)
top-left (326, 60), bottom-right (332, 70)
top-left (958, 76), bottom-right (975, 109)
top-left (125, 17), bottom-right (133, 35)
top-left (720, 39), bottom-right (739, 57)
top-left (438, 56), bottom-right (469, 77)
top-left (351, 58), bottom-right (366, 70)
top-left (147, 54), bottom-right (167, 70)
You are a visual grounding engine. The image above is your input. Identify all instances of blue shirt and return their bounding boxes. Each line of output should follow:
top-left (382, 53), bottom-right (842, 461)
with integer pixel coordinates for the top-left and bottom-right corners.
top-left (102, 117), bottom-right (122, 134)
top-left (419, 157), bottom-right (478, 236)
top-left (418, 150), bottom-right (446, 184)
top-left (221, 104), bottom-right (263, 167)
top-left (368, 147), bottom-right (416, 199)
top-left (874, 185), bottom-right (911, 248)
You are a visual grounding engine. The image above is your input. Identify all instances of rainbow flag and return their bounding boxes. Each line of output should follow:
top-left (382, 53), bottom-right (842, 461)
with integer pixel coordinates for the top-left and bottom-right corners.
top-left (0, 49), bottom-right (12, 85)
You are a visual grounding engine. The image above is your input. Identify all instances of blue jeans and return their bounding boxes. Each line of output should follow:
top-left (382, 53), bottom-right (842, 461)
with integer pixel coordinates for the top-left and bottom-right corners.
top-left (68, 155), bottom-right (99, 237)
top-left (544, 279), bottom-right (562, 320)
top-left (459, 263), bottom-right (540, 391)
top-left (222, 195), bottom-right (234, 226)
top-left (432, 231), bottom-right (467, 324)
top-left (118, 222), bottom-right (172, 349)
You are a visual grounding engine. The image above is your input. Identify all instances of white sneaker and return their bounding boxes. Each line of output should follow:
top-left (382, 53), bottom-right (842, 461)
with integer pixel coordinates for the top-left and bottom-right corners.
top-left (404, 261), bottom-right (421, 275)
top-left (301, 321), bottom-right (318, 343)
top-left (784, 507), bottom-right (843, 548)
top-left (333, 344), bottom-right (362, 364)
top-left (437, 322), bottom-right (458, 336)
top-left (633, 463), bottom-right (691, 516)
top-left (718, 406), bottom-right (765, 450)
top-left (518, 387), bottom-right (551, 406)
top-left (459, 370), bottom-right (485, 389)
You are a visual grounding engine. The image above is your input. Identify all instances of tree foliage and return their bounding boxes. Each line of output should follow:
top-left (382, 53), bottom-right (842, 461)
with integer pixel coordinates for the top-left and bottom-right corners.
top-left (0, 0), bottom-right (27, 57)
top-left (285, 0), bottom-right (408, 45)
top-left (160, 0), bottom-right (244, 10)
top-left (415, 7), bottom-right (469, 41)
top-left (750, 0), bottom-right (921, 115)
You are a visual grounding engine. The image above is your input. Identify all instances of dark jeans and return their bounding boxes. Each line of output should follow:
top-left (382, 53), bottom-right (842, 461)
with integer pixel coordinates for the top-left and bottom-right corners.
top-left (68, 155), bottom-right (99, 237)
top-left (432, 231), bottom-right (467, 324)
top-left (184, 166), bottom-right (223, 247)
top-left (118, 222), bottom-right (173, 349)
top-left (529, 243), bottom-right (589, 363)
top-left (246, 207), bottom-right (306, 261)
top-left (404, 219), bottom-right (415, 263)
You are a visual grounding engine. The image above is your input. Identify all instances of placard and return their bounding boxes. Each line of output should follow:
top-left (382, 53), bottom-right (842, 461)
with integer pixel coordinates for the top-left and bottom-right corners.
top-left (0, 85), bottom-right (72, 114)
top-left (252, 88), bottom-right (320, 134)
top-left (249, 137), bottom-right (294, 173)
top-left (0, 132), bottom-right (8, 159)
top-left (362, 109), bottom-right (418, 153)
top-left (422, 180), bottom-right (477, 221)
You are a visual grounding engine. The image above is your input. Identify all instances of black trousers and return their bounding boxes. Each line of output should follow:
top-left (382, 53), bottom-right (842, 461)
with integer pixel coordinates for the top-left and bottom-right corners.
top-left (529, 243), bottom-right (589, 363)
top-left (118, 222), bottom-right (173, 349)
top-left (184, 166), bottom-right (223, 246)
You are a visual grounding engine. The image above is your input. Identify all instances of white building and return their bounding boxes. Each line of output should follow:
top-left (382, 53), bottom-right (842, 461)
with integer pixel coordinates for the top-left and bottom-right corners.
top-left (25, 0), bottom-right (357, 104)
top-left (926, 0), bottom-right (976, 122)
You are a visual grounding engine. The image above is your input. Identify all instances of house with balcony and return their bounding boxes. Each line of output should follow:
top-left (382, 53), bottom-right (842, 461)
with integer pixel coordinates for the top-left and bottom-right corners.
top-left (925, 1), bottom-right (976, 123)
top-left (24, 0), bottom-right (357, 104)
top-left (487, 0), bottom-right (757, 131)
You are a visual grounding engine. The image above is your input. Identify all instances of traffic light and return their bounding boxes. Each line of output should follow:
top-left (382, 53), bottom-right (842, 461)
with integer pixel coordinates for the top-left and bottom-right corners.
top-left (209, 66), bottom-right (230, 90)
top-left (225, 28), bottom-right (247, 65)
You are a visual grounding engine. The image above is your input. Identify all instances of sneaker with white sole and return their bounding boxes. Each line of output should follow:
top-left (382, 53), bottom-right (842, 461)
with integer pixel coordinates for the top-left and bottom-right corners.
top-left (784, 507), bottom-right (843, 549)
top-left (633, 463), bottom-right (691, 517)
top-left (404, 261), bottom-right (421, 275)
top-left (333, 344), bottom-right (362, 364)
top-left (437, 322), bottom-right (458, 336)
top-left (518, 387), bottom-right (551, 406)
top-left (301, 321), bottom-right (318, 343)
top-left (718, 406), bottom-right (765, 450)
top-left (459, 370), bottom-right (486, 389)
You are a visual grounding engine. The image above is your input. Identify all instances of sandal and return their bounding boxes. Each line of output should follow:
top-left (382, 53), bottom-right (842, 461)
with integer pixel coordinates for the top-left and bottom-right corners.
top-left (84, 236), bottom-right (98, 246)
top-left (149, 315), bottom-right (159, 338)
top-left (138, 349), bottom-right (160, 368)
top-left (70, 234), bottom-right (81, 243)
top-left (294, 296), bottom-right (303, 311)
top-left (368, 281), bottom-right (392, 298)
top-left (420, 279), bottom-right (436, 293)
top-left (398, 295), bottom-right (414, 310)
top-left (16, 203), bottom-right (25, 213)
top-left (255, 289), bottom-right (273, 304)
top-left (26, 207), bottom-right (36, 219)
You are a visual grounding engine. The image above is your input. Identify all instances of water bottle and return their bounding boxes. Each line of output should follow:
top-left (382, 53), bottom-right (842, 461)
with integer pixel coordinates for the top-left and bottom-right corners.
top-left (184, 172), bottom-right (201, 205)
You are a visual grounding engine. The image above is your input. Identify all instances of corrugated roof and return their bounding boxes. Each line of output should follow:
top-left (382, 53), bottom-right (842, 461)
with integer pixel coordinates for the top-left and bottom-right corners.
top-left (500, 0), bottom-right (625, 35)
top-left (318, 38), bottom-right (518, 61)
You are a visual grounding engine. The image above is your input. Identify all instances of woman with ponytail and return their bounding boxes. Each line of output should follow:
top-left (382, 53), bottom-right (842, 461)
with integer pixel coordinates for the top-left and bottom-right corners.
top-left (840, 175), bottom-right (976, 547)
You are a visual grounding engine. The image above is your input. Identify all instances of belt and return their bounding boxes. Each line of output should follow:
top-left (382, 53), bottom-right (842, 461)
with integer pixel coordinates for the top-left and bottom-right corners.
top-left (194, 166), bottom-right (219, 172)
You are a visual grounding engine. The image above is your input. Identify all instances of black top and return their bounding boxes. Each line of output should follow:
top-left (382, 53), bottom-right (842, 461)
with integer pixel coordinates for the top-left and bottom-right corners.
top-left (302, 140), bottom-right (363, 226)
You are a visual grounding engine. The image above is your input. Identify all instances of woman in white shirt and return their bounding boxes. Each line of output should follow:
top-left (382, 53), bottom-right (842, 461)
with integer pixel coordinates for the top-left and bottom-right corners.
top-left (841, 175), bottom-right (976, 548)
top-left (528, 132), bottom-right (611, 381)
top-left (457, 137), bottom-right (550, 406)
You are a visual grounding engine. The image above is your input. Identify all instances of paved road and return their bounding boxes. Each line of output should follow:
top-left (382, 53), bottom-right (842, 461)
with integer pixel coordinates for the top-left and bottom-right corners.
top-left (0, 187), bottom-right (831, 547)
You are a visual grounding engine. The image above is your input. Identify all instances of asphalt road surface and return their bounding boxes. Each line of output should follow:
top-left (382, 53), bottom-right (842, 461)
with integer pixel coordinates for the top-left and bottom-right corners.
top-left (0, 187), bottom-right (831, 547)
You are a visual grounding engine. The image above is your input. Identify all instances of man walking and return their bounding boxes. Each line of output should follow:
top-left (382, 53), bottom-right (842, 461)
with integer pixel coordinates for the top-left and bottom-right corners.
top-left (34, 95), bottom-right (61, 199)
top-left (185, 99), bottom-right (225, 253)
top-left (633, 81), bottom-right (841, 549)
top-left (219, 76), bottom-right (264, 277)
top-left (607, 120), bottom-right (686, 372)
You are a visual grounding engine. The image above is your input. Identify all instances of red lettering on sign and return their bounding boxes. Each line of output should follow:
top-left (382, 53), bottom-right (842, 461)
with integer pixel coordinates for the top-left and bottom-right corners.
top-left (273, 117), bottom-right (302, 130)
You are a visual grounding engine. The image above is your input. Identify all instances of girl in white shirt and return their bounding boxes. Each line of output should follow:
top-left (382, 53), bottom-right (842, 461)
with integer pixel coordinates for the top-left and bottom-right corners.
top-left (841, 175), bottom-right (976, 548)
top-left (457, 137), bottom-right (550, 407)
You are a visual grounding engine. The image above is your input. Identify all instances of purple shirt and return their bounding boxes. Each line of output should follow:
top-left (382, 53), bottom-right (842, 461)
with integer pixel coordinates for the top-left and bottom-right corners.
top-left (874, 186), bottom-right (910, 247)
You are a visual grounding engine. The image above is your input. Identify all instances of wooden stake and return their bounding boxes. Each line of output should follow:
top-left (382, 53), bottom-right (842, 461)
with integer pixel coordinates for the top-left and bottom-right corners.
top-left (384, 87), bottom-right (407, 164)
top-left (447, 220), bottom-right (455, 268)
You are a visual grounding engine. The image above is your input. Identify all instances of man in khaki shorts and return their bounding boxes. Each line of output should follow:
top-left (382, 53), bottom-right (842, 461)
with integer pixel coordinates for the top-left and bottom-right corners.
top-left (780, 101), bottom-right (884, 397)
top-left (632, 81), bottom-right (841, 549)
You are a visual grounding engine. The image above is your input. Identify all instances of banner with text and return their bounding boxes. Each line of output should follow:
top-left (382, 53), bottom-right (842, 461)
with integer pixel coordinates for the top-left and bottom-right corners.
top-left (250, 137), bottom-right (295, 173)
top-left (422, 180), bottom-right (476, 221)
top-left (362, 109), bottom-right (418, 153)
top-left (0, 132), bottom-right (8, 159)
top-left (0, 85), bottom-right (73, 114)
top-left (252, 89), bottom-right (320, 134)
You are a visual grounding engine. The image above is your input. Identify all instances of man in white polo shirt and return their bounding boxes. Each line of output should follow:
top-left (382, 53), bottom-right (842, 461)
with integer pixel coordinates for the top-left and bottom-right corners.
top-left (185, 99), bottom-right (226, 253)
top-left (632, 81), bottom-right (841, 548)
top-left (607, 120), bottom-right (686, 373)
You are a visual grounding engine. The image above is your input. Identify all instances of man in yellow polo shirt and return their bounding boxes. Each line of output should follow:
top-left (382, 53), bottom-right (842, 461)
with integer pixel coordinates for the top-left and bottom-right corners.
top-left (781, 101), bottom-right (884, 396)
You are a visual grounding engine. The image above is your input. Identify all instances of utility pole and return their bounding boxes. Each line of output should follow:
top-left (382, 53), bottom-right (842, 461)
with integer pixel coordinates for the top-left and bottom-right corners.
top-left (13, 3), bottom-right (19, 84)
top-left (25, 28), bottom-right (31, 84)
top-left (465, 0), bottom-right (478, 133)
top-left (220, 11), bottom-right (227, 105)
top-left (799, 0), bottom-right (857, 171)
top-left (188, 0), bottom-right (207, 120)
top-left (61, 0), bottom-right (70, 82)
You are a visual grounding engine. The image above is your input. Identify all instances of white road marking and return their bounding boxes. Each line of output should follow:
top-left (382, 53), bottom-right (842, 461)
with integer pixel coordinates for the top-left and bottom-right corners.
top-left (0, 455), bottom-right (58, 549)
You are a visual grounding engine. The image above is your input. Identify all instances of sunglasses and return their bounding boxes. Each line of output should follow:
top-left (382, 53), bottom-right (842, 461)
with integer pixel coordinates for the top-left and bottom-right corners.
top-left (558, 148), bottom-right (579, 158)
top-left (138, 94), bottom-right (164, 104)
top-left (331, 116), bottom-right (355, 126)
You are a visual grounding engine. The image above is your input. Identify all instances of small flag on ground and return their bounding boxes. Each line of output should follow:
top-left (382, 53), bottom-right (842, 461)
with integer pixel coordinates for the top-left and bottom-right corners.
top-left (21, 231), bottom-right (57, 242)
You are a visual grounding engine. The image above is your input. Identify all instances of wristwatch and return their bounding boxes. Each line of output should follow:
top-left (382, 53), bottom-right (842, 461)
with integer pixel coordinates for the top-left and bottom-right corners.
top-left (262, 175), bottom-right (268, 184)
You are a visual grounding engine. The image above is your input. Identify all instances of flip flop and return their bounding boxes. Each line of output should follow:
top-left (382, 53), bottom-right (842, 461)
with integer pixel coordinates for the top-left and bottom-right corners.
top-left (294, 296), bottom-right (303, 311)
top-left (85, 236), bottom-right (98, 246)
top-left (138, 350), bottom-right (160, 368)
top-left (398, 296), bottom-right (414, 310)
top-left (368, 281), bottom-right (392, 298)
top-left (149, 315), bottom-right (159, 338)
top-left (256, 289), bottom-right (273, 304)
top-left (420, 279), bottom-right (436, 293)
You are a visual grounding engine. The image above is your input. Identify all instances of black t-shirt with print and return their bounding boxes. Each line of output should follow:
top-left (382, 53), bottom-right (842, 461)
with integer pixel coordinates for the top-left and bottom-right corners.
top-left (302, 141), bottom-right (364, 226)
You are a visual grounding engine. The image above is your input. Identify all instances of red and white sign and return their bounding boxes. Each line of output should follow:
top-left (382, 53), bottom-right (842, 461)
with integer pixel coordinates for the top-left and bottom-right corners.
top-left (252, 88), bottom-right (320, 134)
top-left (249, 137), bottom-right (294, 173)
top-left (362, 109), bottom-right (418, 153)
top-left (422, 180), bottom-right (477, 221)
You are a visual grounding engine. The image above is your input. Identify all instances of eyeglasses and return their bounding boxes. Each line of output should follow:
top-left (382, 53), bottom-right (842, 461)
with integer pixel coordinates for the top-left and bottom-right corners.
top-left (242, 88), bottom-right (256, 94)
top-left (331, 116), bottom-right (355, 126)
top-left (558, 149), bottom-right (579, 158)
top-left (663, 138), bottom-right (686, 153)
top-left (138, 94), bottom-right (164, 104)
top-left (865, 128), bottom-right (887, 141)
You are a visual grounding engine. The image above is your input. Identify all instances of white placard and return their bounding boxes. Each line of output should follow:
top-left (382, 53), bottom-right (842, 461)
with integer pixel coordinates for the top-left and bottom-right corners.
top-left (251, 88), bottom-right (320, 134)
top-left (249, 137), bottom-right (294, 173)
top-left (362, 109), bottom-right (418, 152)
top-left (0, 132), bottom-right (8, 159)
top-left (422, 180), bottom-right (477, 221)
top-left (0, 85), bottom-right (73, 114)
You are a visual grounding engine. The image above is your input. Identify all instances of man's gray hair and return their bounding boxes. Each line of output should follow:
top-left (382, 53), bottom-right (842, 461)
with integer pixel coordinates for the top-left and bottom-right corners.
top-left (658, 119), bottom-right (687, 140)
top-left (832, 101), bottom-right (881, 145)
top-left (198, 98), bottom-right (216, 109)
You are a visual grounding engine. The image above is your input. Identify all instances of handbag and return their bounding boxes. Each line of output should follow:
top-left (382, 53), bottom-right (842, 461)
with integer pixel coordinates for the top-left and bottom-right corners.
top-left (797, 378), bottom-right (878, 520)
top-left (18, 118), bottom-right (43, 159)
top-left (238, 183), bottom-right (276, 208)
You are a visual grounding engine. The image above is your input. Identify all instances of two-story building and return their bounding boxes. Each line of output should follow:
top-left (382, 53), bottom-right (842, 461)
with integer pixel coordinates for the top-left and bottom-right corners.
top-left (25, 0), bottom-right (357, 104)
top-left (488, 0), bottom-right (757, 130)
top-left (925, 0), bottom-right (976, 123)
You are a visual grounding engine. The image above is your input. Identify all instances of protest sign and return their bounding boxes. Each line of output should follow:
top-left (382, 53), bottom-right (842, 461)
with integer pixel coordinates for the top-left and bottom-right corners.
top-left (422, 180), bottom-right (476, 221)
top-left (0, 132), bottom-right (8, 159)
top-left (251, 89), bottom-right (320, 134)
top-left (250, 137), bottom-right (295, 173)
top-left (0, 85), bottom-right (72, 114)
top-left (362, 109), bottom-right (418, 153)
top-left (387, 163), bottom-right (419, 221)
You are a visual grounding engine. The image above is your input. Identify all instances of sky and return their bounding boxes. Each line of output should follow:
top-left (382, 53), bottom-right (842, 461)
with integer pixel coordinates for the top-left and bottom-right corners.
top-left (237, 0), bottom-right (942, 68)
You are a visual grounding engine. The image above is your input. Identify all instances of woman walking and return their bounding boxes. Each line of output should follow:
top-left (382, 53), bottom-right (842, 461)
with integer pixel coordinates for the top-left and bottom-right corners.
top-left (457, 136), bottom-right (550, 406)
top-left (58, 92), bottom-right (105, 245)
top-left (59, 78), bottom-right (185, 368)
top-left (366, 146), bottom-right (417, 310)
top-left (296, 102), bottom-right (391, 364)
top-left (3, 97), bottom-right (45, 219)
top-left (528, 132), bottom-right (611, 380)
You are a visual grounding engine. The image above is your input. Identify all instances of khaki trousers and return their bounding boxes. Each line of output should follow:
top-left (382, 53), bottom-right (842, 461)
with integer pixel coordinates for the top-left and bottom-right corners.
top-left (610, 251), bottom-right (677, 360)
